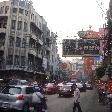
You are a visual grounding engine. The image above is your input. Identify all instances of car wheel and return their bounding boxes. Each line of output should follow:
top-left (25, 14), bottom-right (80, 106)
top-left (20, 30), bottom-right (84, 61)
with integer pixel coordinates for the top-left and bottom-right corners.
top-left (22, 104), bottom-right (29, 112)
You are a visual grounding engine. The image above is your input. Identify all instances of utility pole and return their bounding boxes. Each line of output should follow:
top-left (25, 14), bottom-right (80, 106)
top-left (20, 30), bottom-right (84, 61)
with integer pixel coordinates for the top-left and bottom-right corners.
top-left (107, 18), bottom-right (112, 65)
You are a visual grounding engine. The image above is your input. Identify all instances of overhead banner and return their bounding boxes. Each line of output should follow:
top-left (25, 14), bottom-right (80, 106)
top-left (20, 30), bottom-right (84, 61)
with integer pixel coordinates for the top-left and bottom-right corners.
top-left (62, 39), bottom-right (100, 57)
top-left (84, 39), bottom-right (100, 56)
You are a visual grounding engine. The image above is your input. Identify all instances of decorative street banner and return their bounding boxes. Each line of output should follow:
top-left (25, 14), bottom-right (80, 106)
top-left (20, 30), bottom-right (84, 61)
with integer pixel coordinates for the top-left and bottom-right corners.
top-left (62, 39), bottom-right (100, 57)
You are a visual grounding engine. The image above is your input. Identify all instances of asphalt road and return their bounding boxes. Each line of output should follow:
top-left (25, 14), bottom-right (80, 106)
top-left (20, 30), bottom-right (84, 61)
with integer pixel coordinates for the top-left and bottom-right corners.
top-left (46, 89), bottom-right (109, 112)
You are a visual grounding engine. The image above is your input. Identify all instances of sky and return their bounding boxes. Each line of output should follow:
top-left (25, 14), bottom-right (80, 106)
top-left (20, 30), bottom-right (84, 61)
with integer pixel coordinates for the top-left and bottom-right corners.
top-left (1, 0), bottom-right (110, 60)
top-left (31, 0), bottom-right (110, 60)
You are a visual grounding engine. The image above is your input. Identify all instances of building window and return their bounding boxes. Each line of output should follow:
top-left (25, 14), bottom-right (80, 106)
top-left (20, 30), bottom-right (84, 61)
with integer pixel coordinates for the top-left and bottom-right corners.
top-left (52, 55), bottom-right (54, 63)
top-left (19, 8), bottom-right (24, 14)
top-left (11, 20), bottom-right (16, 29)
top-left (14, 55), bottom-right (19, 65)
top-left (0, 6), bottom-right (4, 14)
top-left (13, 8), bottom-right (17, 13)
top-left (12, 0), bottom-right (18, 6)
top-left (22, 38), bottom-right (26, 48)
top-left (7, 55), bottom-right (13, 65)
top-left (21, 56), bottom-right (25, 66)
top-left (9, 37), bottom-right (14, 47)
top-left (39, 22), bottom-right (41, 29)
top-left (16, 37), bottom-right (21, 47)
top-left (25, 10), bottom-right (28, 16)
top-left (17, 21), bottom-right (22, 30)
top-left (31, 13), bottom-right (33, 20)
top-left (5, 6), bottom-right (9, 14)
top-left (24, 22), bottom-right (27, 32)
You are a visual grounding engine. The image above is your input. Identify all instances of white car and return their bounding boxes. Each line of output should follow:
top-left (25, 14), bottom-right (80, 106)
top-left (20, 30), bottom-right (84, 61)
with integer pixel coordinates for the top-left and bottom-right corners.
top-left (57, 83), bottom-right (64, 91)
top-left (76, 82), bottom-right (86, 92)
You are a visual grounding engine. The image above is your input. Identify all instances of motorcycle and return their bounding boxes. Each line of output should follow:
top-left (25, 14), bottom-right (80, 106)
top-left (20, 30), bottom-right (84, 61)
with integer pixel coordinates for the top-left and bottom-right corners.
top-left (107, 94), bottom-right (112, 111)
top-left (98, 89), bottom-right (108, 105)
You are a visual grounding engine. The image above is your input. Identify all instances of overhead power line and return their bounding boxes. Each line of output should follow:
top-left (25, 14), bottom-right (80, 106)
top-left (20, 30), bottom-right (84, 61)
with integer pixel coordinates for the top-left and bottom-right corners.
top-left (96, 0), bottom-right (107, 16)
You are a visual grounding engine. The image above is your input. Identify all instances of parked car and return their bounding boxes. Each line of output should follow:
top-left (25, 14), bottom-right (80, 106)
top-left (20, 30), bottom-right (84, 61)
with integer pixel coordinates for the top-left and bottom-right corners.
top-left (0, 85), bottom-right (35, 112)
top-left (8, 79), bottom-right (29, 86)
top-left (58, 84), bottom-right (74, 97)
top-left (45, 83), bottom-right (58, 94)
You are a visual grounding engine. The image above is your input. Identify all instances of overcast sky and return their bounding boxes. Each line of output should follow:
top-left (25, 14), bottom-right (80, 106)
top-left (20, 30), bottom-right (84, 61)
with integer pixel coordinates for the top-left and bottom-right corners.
top-left (32, 0), bottom-right (109, 36)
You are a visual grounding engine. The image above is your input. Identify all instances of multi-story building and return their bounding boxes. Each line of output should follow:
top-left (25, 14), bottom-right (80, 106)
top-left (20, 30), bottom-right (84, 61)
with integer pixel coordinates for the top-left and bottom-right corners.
top-left (0, 0), bottom-right (59, 81)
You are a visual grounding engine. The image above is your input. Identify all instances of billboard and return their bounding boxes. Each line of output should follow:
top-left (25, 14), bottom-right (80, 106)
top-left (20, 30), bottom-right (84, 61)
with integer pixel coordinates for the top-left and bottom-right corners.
top-left (62, 39), bottom-right (84, 57)
top-left (62, 39), bottom-right (100, 57)
top-left (84, 39), bottom-right (100, 56)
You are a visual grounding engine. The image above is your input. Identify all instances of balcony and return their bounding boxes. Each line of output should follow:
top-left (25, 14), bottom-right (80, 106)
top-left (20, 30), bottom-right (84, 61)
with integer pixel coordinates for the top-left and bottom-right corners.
top-left (37, 38), bottom-right (43, 45)
top-left (37, 53), bottom-right (42, 59)
top-left (28, 48), bottom-right (37, 56)
top-left (0, 46), bottom-right (4, 51)
top-left (0, 28), bottom-right (6, 33)
top-left (46, 46), bottom-right (51, 51)
top-left (31, 33), bottom-right (37, 40)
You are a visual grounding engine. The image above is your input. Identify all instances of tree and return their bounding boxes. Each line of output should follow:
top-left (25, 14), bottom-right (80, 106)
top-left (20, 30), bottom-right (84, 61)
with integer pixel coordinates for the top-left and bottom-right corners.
top-left (95, 64), bottom-right (107, 79)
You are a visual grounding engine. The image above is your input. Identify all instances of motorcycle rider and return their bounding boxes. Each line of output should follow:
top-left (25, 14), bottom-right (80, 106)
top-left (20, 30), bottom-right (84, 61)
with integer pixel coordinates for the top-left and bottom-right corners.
top-left (33, 86), bottom-right (47, 112)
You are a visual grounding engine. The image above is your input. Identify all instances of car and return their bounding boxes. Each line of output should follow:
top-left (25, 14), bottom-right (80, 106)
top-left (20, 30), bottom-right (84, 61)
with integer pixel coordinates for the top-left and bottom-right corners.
top-left (8, 79), bottom-right (29, 86)
top-left (45, 83), bottom-right (58, 94)
top-left (85, 81), bottom-right (93, 90)
top-left (0, 85), bottom-right (35, 112)
top-left (76, 82), bottom-right (86, 92)
top-left (66, 82), bottom-right (74, 85)
top-left (58, 84), bottom-right (74, 97)
top-left (57, 82), bottom-right (64, 92)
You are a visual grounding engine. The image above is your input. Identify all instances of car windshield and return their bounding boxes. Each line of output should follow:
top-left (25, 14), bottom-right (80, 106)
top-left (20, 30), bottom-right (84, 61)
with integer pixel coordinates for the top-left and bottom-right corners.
top-left (8, 80), bottom-right (18, 85)
top-left (9, 80), bottom-right (28, 85)
top-left (62, 85), bottom-right (71, 89)
top-left (1, 86), bottom-right (21, 94)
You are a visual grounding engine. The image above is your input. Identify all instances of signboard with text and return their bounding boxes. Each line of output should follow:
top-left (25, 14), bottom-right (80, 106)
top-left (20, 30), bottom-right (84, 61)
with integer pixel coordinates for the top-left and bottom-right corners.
top-left (62, 39), bottom-right (100, 57)
top-left (84, 39), bottom-right (100, 56)
top-left (62, 39), bottom-right (84, 57)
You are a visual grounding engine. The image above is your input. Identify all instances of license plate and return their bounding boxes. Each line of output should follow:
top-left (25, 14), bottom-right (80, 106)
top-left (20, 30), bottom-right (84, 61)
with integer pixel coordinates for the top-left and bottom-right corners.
top-left (2, 103), bottom-right (10, 108)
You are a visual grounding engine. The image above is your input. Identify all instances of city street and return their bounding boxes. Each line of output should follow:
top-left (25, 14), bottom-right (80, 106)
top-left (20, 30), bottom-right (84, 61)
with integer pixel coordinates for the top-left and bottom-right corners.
top-left (47, 89), bottom-right (108, 112)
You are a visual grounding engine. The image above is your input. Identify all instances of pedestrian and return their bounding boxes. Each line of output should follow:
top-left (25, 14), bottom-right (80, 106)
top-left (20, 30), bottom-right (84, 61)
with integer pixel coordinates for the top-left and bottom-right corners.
top-left (73, 84), bottom-right (82, 112)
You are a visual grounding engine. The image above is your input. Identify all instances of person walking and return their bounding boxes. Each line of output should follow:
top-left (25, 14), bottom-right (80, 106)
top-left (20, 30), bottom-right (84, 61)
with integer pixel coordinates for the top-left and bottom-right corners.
top-left (73, 84), bottom-right (82, 112)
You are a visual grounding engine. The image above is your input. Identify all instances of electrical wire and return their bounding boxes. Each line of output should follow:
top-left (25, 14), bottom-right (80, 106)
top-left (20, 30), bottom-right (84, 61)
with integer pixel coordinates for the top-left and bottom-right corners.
top-left (96, 0), bottom-right (107, 16)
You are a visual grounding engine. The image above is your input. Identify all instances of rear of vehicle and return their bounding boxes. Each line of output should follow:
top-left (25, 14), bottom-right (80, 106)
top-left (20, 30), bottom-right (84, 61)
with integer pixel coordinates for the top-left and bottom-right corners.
top-left (76, 82), bottom-right (86, 92)
top-left (0, 85), bottom-right (34, 112)
top-left (85, 81), bottom-right (93, 90)
top-left (57, 83), bottom-right (64, 92)
top-left (45, 83), bottom-right (58, 94)
top-left (58, 85), bottom-right (73, 97)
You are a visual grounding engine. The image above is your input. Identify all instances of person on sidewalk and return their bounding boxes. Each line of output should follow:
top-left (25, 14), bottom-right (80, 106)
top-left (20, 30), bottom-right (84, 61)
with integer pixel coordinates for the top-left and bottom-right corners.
top-left (73, 84), bottom-right (82, 112)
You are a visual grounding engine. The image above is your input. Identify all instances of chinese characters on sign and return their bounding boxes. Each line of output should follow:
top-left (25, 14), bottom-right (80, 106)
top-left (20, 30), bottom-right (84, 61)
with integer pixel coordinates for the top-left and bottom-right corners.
top-left (62, 39), bottom-right (100, 57)
top-left (84, 39), bottom-right (100, 56)
top-left (62, 39), bottom-right (84, 57)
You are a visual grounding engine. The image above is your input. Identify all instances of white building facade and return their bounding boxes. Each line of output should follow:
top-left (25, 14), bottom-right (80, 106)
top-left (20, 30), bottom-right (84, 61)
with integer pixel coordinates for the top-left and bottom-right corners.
top-left (0, 0), bottom-right (59, 80)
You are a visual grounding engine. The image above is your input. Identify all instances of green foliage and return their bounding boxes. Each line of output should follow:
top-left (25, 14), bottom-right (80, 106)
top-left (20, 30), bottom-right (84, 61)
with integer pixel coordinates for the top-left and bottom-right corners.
top-left (95, 65), bottom-right (107, 79)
